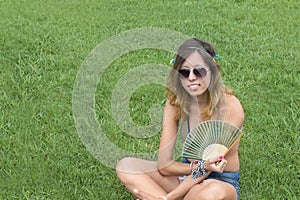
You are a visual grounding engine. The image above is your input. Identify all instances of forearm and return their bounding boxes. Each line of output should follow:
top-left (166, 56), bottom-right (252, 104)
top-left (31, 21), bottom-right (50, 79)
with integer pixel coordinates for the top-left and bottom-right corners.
top-left (164, 157), bottom-right (225, 200)
top-left (158, 160), bottom-right (191, 176)
top-left (166, 173), bottom-right (210, 200)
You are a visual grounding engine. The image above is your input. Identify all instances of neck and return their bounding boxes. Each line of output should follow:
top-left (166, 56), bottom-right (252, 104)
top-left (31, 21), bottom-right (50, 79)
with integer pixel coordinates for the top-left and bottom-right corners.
top-left (189, 91), bottom-right (209, 117)
top-left (195, 91), bottom-right (209, 107)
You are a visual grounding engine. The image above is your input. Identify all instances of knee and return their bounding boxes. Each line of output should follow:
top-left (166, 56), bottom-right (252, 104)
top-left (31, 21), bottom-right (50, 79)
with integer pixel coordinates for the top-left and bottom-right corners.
top-left (115, 157), bottom-right (134, 183)
top-left (116, 157), bottom-right (134, 175)
top-left (200, 188), bottom-right (226, 200)
top-left (185, 184), bottom-right (227, 200)
top-left (116, 157), bottom-right (145, 178)
top-left (116, 157), bottom-right (130, 172)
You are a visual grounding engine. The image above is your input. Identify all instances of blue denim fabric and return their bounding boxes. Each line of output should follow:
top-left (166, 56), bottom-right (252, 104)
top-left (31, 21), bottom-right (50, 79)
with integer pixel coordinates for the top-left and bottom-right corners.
top-left (181, 157), bottom-right (240, 200)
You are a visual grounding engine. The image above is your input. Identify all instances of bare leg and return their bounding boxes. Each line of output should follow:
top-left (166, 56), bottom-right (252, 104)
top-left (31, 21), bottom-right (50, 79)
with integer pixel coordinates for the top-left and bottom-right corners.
top-left (183, 179), bottom-right (237, 200)
top-left (116, 157), bottom-right (180, 199)
top-left (133, 189), bottom-right (166, 200)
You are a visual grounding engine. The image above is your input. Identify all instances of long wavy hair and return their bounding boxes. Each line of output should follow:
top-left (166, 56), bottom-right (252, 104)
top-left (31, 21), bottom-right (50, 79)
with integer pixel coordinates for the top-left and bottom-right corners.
top-left (166, 38), bottom-right (233, 121)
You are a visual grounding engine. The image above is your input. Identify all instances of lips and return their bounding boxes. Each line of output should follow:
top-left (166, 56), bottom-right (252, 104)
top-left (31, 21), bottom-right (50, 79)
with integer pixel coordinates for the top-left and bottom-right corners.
top-left (188, 83), bottom-right (200, 90)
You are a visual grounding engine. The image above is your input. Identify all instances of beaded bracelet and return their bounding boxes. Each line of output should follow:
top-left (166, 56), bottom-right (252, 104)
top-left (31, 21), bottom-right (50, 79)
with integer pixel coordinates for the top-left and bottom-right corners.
top-left (189, 161), bottom-right (199, 173)
top-left (192, 160), bottom-right (208, 179)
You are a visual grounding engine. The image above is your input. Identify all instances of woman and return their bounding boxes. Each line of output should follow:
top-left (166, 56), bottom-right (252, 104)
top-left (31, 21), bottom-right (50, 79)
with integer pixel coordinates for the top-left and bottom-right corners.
top-left (116, 38), bottom-right (244, 200)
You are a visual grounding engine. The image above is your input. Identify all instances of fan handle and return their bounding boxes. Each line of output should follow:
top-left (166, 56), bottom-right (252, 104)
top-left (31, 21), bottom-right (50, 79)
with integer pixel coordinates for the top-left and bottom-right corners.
top-left (215, 133), bottom-right (244, 165)
top-left (223, 133), bottom-right (244, 157)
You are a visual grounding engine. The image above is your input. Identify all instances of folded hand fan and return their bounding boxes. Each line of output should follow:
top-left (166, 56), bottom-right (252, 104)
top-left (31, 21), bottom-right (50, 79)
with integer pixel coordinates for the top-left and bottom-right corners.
top-left (182, 120), bottom-right (244, 160)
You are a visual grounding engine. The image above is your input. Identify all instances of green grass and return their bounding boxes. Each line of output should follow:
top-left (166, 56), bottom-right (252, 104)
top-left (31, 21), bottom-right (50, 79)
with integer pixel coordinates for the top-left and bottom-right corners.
top-left (1, 0), bottom-right (299, 199)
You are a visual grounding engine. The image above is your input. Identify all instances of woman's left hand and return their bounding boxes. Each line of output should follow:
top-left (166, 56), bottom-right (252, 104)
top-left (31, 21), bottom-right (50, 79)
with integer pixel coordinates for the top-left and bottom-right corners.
top-left (203, 155), bottom-right (227, 173)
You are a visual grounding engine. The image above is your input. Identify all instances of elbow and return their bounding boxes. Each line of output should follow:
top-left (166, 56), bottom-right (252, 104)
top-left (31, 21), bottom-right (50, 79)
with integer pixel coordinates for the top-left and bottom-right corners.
top-left (158, 164), bottom-right (172, 176)
top-left (157, 156), bottom-right (175, 176)
top-left (158, 167), bottom-right (169, 176)
top-left (158, 167), bottom-right (167, 176)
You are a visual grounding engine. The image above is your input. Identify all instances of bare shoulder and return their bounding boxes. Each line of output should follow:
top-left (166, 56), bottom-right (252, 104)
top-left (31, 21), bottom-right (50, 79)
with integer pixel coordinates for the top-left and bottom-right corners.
top-left (163, 99), bottom-right (179, 124)
top-left (225, 94), bottom-right (245, 129)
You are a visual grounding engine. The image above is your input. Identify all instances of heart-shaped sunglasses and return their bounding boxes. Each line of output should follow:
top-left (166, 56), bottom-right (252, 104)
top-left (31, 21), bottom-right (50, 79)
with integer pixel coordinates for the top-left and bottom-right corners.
top-left (178, 67), bottom-right (208, 79)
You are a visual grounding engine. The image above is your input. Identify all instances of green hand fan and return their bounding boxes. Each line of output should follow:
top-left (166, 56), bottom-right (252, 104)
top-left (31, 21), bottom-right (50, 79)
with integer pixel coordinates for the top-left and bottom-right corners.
top-left (182, 120), bottom-right (244, 160)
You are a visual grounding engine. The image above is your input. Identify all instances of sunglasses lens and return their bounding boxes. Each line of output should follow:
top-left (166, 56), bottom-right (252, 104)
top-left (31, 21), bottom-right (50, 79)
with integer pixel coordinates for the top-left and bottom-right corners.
top-left (178, 69), bottom-right (190, 78)
top-left (194, 68), bottom-right (207, 78)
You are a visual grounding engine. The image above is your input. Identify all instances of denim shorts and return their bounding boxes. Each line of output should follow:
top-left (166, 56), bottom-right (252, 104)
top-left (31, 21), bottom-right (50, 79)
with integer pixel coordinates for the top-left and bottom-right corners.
top-left (181, 157), bottom-right (240, 200)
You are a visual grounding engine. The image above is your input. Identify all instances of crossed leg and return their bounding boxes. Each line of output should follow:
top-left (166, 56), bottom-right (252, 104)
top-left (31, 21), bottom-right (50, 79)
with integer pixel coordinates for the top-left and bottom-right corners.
top-left (116, 157), bottom-right (237, 200)
top-left (116, 157), bottom-right (180, 199)
top-left (184, 179), bottom-right (237, 200)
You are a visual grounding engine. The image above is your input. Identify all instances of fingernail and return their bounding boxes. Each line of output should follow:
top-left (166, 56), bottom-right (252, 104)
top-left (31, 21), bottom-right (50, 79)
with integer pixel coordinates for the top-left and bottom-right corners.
top-left (219, 155), bottom-right (223, 160)
top-left (133, 189), bottom-right (138, 193)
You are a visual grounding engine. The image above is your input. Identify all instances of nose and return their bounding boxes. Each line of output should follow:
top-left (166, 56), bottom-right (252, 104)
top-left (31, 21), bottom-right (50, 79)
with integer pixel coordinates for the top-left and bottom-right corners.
top-left (188, 69), bottom-right (197, 81)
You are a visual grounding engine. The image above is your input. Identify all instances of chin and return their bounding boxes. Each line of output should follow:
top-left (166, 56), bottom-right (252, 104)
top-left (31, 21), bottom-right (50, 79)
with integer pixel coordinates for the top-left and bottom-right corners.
top-left (188, 91), bottom-right (206, 97)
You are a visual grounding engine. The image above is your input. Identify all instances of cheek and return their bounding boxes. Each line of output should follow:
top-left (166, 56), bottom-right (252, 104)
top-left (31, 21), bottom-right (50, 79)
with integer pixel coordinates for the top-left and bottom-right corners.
top-left (203, 72), bottom-right (212, 87)
top-left (180, 79), bottom-right (190, 91)
top-left (180, 79), bottom-right (188, 87)
top-left (202, 77), bottom-right (210, 87)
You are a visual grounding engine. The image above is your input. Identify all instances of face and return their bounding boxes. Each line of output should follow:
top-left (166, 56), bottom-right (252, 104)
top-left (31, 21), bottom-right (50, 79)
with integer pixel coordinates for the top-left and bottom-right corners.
top-left (179, 51), bottom-right (211, 97)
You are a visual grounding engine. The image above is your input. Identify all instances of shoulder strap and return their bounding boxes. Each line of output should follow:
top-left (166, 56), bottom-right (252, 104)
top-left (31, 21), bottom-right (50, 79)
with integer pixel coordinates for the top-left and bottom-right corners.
top-left (187, 116), bottom-right (190, 133)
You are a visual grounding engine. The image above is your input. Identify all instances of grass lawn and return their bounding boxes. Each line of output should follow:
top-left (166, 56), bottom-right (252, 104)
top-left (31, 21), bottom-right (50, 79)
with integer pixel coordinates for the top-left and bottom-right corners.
top-left (1, 0), bottom-right (299, 199)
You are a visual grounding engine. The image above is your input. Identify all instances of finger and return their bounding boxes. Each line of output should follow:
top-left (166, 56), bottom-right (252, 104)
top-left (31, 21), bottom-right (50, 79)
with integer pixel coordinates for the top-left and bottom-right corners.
top-left (217, 159), bottom-right (225, 167)
top-left (217, 159), bottom-right (227, 172)
top-left (206, 155), bottom-right (222, 164)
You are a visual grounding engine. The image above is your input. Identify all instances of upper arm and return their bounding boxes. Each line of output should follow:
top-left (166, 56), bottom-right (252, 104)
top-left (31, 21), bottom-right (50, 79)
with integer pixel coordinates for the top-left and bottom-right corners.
top-left (225, 95), bottom-right (245, 129)
top-left (157, 99), bottom-right (179, 166)
top-left (223, 95), bottom-right (245, 157)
